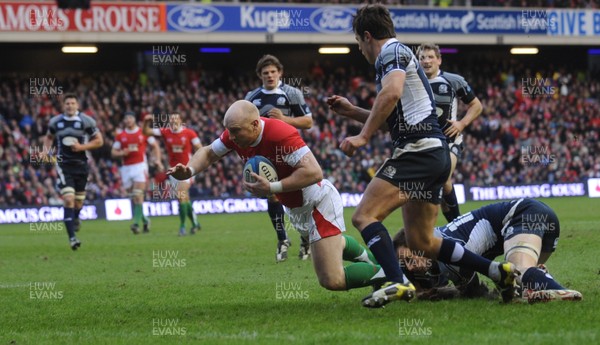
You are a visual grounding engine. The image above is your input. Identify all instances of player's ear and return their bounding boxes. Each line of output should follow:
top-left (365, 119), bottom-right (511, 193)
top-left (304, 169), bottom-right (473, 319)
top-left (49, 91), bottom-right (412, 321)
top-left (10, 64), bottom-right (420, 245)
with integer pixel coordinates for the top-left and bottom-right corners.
top-left (363, 31), bottom-right (372, 42)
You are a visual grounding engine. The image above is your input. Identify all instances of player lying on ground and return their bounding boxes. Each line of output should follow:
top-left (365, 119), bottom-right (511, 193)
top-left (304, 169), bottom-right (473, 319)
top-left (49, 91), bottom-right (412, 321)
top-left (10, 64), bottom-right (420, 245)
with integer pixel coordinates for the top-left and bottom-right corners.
top-left (168, 100), bottom-right (390, 293)
top-left (392, 198), bottom-right (583, 303)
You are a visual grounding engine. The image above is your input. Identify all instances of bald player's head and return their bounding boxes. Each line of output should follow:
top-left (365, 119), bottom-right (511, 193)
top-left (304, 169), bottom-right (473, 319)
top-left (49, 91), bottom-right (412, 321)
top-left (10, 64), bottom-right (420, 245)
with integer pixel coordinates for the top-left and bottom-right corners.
top-left (223, 100), bottom-right (260, 127)
top-left (223, 100), bottom-right (262, 148)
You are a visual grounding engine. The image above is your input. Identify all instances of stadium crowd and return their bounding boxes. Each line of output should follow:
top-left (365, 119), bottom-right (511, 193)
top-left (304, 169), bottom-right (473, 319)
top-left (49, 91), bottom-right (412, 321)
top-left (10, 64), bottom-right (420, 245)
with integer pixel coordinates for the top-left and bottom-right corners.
top-left (0, 57), bottom-right (599, 206)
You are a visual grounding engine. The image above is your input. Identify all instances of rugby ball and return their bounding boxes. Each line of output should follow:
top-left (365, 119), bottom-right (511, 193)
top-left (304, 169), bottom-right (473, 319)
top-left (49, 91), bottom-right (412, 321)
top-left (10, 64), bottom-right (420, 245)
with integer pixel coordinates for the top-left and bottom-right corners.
top-left (243, 156), bottom-right (278, 183)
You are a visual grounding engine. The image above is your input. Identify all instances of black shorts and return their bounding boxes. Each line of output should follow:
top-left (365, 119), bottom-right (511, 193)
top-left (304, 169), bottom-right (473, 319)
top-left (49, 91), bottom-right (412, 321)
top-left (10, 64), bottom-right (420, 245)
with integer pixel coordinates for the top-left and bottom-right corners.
top-left (56, 164), bottom-right (89, 193)
top-left (375, 138), bottom-right (451, 204)
top-left (503, 199), bottom-right (560, 253)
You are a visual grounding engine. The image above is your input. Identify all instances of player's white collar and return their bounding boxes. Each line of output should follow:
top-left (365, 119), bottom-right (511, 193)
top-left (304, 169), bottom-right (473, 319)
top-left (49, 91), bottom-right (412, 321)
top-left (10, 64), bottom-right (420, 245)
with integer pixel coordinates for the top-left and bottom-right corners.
top-left (63, 111), bottom-right (81, 121)
top-left (382, 38), bottom-right (398, 50)
top-left (125, 126), bottom-right (139, 134)
top-left (249, 119), bottom-right (265, 147)
top-left (261, 81), bottom-right (285, 94)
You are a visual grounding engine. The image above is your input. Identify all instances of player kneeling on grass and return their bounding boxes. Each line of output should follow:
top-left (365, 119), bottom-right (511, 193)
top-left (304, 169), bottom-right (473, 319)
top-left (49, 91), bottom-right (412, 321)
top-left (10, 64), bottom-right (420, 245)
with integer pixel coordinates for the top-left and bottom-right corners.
top-left (168, 100), bottom-right (390, 293)
top-left (392, 198), bottom-right (583, 303)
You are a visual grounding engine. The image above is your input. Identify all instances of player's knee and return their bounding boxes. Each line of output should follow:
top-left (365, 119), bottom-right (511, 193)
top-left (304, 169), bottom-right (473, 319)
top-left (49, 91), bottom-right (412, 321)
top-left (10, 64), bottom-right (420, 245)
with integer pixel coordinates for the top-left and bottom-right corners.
top-left (131, 189), bottom-right (144, 202)
top-left (351, 212), bottom-right (370, 230)
top-left (505, 241), bottom-right (540, 272)
top-left (61, 187), bottom-right (75, 196)
top-left (318, 274), bottom-right (346, 291)
top-left (443, 180), bottom-right (453, 194)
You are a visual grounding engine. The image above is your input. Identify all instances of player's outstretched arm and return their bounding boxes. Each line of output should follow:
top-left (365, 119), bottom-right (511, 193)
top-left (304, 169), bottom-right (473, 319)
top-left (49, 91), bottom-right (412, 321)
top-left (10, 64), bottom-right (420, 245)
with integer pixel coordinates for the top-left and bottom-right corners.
top-left (167, 144), bottom-right (221, 180)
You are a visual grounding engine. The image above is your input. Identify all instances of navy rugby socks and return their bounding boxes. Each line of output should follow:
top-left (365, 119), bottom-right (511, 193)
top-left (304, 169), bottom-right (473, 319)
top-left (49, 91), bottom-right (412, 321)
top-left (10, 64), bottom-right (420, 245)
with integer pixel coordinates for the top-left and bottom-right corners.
top-left (361, 222), bottom-right (408, 284)
top-left (521, 267), bottom-right (564, 290)
top-left (442, 187), bottom-right (460, 222)
top-left (64, 207), bottom-right (76, 239)
top-left (267, 201), bottom-right (287, 242)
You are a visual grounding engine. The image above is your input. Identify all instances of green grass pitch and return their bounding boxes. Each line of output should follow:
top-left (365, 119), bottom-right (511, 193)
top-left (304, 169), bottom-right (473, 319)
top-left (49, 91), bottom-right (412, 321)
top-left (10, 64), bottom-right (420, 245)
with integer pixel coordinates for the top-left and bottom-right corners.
top-left (1, 197), bottom-right (599, 344)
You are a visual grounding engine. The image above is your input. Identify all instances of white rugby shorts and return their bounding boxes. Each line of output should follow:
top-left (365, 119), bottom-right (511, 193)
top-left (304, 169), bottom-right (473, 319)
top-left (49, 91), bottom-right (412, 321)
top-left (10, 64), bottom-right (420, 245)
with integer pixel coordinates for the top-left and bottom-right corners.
top-left (119, 162), bottom-right (148, 190)
top-left (285, 179), bottom-right (346, 243)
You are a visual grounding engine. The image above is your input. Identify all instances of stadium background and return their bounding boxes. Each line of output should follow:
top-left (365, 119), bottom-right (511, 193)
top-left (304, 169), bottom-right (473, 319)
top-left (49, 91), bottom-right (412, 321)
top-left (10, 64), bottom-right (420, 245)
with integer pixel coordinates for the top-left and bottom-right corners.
top-left (0, 0), bottom-right (599, 221)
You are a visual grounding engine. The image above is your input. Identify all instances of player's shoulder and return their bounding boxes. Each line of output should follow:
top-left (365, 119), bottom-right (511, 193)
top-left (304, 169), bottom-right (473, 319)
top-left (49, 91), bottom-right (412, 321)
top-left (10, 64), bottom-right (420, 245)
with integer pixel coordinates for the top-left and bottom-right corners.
top-left (263, 118), bottom-right (298, 138)
top-left (245, 87), bottom-right (262, 101)
top-left (440, 70), bottom-right (469, 85)
top-left (159, 127), bottom-right (172, 136)
top-left (383, 39), bottom-right (413, 59)
top-left (134, 127), bottom-right (145, 136)
top-left (79, 112), bottom-right (97, 125)
top-left (280, 83), bottom-right (302, 95)
top-left (219, 128), bottom-right (230, 141)
top-left (182, 126), bottom-right (195, 135)
top-left (378, 39), bottom-right (414, 70)
top-left (280, 84), bottom-right (305, 101)
top-left (48, 114), bottom-right (63, 126)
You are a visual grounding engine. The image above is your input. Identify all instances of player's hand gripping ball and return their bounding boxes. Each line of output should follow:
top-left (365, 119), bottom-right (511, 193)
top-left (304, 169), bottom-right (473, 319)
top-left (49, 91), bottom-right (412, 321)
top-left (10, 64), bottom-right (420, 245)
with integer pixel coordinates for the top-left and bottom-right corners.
top-left (243, 156), bottom-right (278, 183)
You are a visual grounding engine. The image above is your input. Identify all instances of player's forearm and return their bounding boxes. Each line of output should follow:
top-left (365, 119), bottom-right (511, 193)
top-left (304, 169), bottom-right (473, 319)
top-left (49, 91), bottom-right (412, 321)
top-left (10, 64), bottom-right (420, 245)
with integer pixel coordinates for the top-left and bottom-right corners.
top-left (187, 145), bottom-right (220, 176)
top-left (283, 115), bottom-right (313, 130)
top-left (83, 135), bottom-right (104, 150)
top-left (142, 120), bottom-right (153, 136)
top-left (279, 166), bottom-right (323, 193)
top-left (343, 105), bottom-right (371, 124)
top-left (43, 136), bottom-right (54, 151)
top-left (111, 148), bottom-right (125, 158)
top-left (152, 144), bottom-right (162, 163)
top-left (360, 90), bottom-right (396, 139)
top-left (460, 98), bottom-right (483, 128)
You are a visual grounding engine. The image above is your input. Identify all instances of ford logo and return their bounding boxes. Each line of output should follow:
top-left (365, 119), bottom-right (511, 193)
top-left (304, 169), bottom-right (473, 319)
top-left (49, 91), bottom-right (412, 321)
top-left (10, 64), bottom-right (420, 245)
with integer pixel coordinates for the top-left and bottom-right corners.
top-left (167, 5), bottom-right (224, 33)
top-left (309, 7), bottom-right (354, 34)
